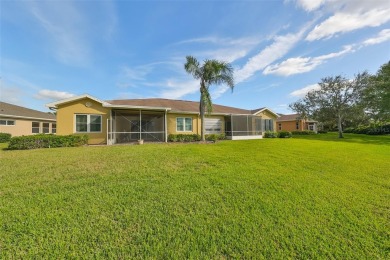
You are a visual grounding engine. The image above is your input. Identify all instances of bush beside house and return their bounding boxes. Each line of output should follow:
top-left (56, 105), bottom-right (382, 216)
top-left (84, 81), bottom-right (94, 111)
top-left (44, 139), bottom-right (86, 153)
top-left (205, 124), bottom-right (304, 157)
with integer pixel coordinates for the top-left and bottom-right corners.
top-left (8, 134), bottom-right (89, 150)
top-left (0, 133), bottom-right (12, 143)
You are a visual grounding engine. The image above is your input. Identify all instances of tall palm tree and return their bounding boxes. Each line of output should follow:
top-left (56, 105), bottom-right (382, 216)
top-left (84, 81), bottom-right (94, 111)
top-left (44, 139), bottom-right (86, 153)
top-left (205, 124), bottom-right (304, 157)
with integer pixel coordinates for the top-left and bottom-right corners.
top-left (184, 56), bottom-right (234, 141)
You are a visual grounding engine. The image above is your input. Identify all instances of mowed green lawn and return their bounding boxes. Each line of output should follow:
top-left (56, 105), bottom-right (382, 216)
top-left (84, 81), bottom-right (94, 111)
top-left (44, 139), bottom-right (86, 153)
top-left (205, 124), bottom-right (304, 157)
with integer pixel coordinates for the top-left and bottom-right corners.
top-left (1, 133), bottom-right (389, 258)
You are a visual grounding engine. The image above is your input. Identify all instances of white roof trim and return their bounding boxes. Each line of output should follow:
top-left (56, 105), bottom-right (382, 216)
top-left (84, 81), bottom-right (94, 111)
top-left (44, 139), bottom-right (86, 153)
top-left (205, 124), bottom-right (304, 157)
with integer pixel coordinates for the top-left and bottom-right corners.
top-left (46, 94), bottom-right (110, 109)
top-left (105, 104), bottom-right (172, 111)
top-left (0, 114), bottom-right (56, 122)
top-left (252, 107), bottom-right (280, 117)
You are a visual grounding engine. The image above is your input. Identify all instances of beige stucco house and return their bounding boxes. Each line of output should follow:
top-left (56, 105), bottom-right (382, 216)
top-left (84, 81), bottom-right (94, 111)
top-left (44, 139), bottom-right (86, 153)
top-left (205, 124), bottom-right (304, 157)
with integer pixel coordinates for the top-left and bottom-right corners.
top-left (0, 101), bottom-right (56, 136)
top-left (276, 114), bottom-right (318, 133)
top-left (46, 94), bottom-right (279, 145)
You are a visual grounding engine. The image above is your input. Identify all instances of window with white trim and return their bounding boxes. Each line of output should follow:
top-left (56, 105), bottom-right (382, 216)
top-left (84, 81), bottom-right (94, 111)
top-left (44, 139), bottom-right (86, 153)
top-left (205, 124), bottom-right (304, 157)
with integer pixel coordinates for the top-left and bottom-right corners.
top-left (75, 114), bottom-right (102, 133)
top-left (278, 123), bottom-right (282, 130)
top-left (0, 119), bottom-right (15, 126)
top-left (176, 117), bottom-right (192, 132)
top-left (32, 122), bottom-right (40, 133)
top-left (42, 123), bottom-right (50, 133)
top-left (52, 123), bottom-right (57, 134)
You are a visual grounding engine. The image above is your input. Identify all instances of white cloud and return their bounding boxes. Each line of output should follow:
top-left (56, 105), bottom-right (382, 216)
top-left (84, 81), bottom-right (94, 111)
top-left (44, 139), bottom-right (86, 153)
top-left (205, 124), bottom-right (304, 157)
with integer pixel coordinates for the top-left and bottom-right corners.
top-left (295, 0), bottom-right (326, 11)
top-left (363, 29), bottom-right (390, 46)
top-left (290, 84), bottom-right (320, 97)
top-left (234, 25), bottom-right (310, 83)
top-left (307, 9), bottom-right (390, 41)
top-left (34, 89), bottom-right (76, 100)
top-left (263, 45), bottom-right (353, 76)
top-left (160, 79), bottom-right (199, 99)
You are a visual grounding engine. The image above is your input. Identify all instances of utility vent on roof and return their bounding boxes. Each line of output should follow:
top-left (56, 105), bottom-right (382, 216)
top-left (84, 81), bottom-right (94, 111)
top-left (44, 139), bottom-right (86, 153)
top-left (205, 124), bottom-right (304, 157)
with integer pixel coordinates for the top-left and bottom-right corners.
top-left (205, 118), bottom-right (222, 134)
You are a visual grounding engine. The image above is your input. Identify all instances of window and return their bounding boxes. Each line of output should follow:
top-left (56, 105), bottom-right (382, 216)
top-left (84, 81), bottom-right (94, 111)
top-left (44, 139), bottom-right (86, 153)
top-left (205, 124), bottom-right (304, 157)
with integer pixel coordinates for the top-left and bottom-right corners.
top-left (43, 123), bottom-right (50, 133)
top-left (0, 119), bottom-right (15, 126)
top-left (176, 117), bottom-right (192, 132)
top-left (52, 123), bottom-right (57, 134)
top-left (296, 121), bottom-right (299, 130)
top-left (32, 122), bottom-right (40, 133)
top-left (75, 114), bottom-right (102, 133)
top-left (278, 123), bottom-right (282, 130)
top-left (263, 119), bottom-right (274, 131)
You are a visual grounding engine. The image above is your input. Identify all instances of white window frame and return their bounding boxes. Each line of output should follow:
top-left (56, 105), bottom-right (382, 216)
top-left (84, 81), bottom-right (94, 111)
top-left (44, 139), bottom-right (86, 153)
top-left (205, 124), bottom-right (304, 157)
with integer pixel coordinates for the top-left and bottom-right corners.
top-left (32, 122), bottom-right (41, 134)
top-left (0, 119), bottom-right (15, 126)
top-left (75, 114), bottom-right (102, 133)
top-left (42, 122), bottom-right (50, 134)
top-left (52, 123), bottom-right (57, 134)
top-left (176, 117), bottom-right (193, 132)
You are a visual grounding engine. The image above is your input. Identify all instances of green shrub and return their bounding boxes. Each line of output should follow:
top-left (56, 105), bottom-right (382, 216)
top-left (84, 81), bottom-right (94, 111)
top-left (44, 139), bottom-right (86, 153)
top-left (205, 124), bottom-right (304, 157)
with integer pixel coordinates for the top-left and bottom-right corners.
top-left (344, 124), bottom-right (390, 135)
top-left (8, 134), bottom-right (89, 150)
top-left (264, 131), bottom-right (278, 138)
top-left (292, 130), bottom-right (316, 135)
top-left (278, 131), bottom-right (292, 138)
top-left (205, 133), bottom-right (226, 142)
top-left (168, 134), bottom-right (201, 142)
top-left (0, 133), bottom-right (12, 143)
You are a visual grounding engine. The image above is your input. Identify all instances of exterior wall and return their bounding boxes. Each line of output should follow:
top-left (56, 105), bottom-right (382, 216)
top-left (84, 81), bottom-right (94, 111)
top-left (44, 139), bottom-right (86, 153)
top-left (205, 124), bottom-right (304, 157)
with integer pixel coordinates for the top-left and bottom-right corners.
top-left (256, 111), bottom-right (278, 131)
top-left (276, 120), bottom-right (318, 132)
top-left (0, 117), bottom-right (55, 136)
top-left (56, 98), bottom-right (109, 145)
top-left (167, 113), bottom-right (200, 135)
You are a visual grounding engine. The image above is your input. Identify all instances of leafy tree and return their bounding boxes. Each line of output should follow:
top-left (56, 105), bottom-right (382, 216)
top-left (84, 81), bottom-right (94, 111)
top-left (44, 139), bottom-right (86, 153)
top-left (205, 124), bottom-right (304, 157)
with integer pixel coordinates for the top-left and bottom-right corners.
top-left (364, 61), bottom-right (390, 122)
top-left (184, 56), bottom-right (234, 141)
top-left (290, 73), bottom-right (370, 138)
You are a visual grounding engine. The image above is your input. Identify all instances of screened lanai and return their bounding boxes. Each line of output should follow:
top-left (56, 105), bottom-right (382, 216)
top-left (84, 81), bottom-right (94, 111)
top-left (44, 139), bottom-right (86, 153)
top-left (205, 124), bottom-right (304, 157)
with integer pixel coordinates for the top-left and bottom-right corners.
top-left (107, 110), bottom-right (166, 144)
top-left (224, 115), bottom-right (274, 140)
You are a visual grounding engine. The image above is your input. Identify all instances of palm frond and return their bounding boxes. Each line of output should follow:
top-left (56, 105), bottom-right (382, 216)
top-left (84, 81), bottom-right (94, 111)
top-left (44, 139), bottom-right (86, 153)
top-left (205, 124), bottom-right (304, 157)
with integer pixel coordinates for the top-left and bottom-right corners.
top-left (184, 56), bottom-right (201, 79)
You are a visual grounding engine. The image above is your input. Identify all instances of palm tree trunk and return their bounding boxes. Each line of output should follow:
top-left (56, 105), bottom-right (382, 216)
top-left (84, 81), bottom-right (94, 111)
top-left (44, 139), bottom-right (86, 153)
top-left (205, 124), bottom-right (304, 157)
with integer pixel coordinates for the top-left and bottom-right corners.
top-left (200, 92), bottom-right (205, 141)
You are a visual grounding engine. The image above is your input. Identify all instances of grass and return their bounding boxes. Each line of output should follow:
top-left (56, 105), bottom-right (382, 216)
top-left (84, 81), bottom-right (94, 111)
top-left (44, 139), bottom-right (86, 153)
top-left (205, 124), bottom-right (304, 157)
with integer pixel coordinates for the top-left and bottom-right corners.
top-left (1, 133), bottom-right (389, 258)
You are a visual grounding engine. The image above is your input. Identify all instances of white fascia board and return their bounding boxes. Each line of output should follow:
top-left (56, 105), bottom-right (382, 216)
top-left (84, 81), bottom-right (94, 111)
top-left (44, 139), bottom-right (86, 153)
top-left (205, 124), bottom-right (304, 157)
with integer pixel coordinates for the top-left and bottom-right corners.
top-left (0, 114), bottom-right (56, 122)
top-left (46, 94), bottom-right (109, 109)
top-left (104, 104), bottom-right (172, 111)
top-left (253, 108), bottom-right (280, 118)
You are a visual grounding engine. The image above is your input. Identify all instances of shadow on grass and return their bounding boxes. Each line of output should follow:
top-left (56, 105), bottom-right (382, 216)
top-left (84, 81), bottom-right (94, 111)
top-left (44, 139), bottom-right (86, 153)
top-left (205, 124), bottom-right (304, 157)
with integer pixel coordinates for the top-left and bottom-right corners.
top-left (293, 132), bottom-right (390, 146)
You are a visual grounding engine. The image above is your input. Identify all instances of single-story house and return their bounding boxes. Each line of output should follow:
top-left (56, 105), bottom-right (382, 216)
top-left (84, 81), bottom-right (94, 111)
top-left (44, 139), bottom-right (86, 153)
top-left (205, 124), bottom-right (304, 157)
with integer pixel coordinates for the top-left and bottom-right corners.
top-left (0, 101), bottom-right (57, 136)
top-left (276, 113), bottom-right (318, 133)
top-left (46, 94), bottom-right (279, 145)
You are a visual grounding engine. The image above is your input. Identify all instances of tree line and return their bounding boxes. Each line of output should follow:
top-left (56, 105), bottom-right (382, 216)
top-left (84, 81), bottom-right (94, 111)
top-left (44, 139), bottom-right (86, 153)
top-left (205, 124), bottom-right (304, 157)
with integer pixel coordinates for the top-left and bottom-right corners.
top-left (290, 61), bottom-right (390, 138)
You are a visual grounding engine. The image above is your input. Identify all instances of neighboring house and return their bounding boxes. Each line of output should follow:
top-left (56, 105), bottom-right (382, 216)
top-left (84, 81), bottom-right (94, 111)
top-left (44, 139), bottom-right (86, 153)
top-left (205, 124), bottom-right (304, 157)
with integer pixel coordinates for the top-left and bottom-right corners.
top-left (0, 101), bottom-right (56, 136)
top-left (46, 94), bottom-right (279, 145)
top-left (276, 113), bottom-right (318, 133)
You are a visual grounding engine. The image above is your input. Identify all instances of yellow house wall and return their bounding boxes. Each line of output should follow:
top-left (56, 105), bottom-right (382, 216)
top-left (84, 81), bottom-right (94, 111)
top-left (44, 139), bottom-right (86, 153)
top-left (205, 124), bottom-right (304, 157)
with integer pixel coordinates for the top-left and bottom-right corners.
top-left (167, 113), bottom-right (200, 135)
top-left (56, 98), bottom-right (109, 145)
top-left (256, 111), bottom-right (278, 130)
top-left (0, 117), bottom-right (56, 136)
top-left (167, 113), bottom-right (227, 135)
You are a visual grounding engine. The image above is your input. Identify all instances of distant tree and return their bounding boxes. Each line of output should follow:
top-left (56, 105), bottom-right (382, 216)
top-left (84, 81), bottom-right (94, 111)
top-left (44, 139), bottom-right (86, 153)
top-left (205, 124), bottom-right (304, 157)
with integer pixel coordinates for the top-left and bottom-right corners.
top-left (290, 73), bottom-right (370, 138)
top-left (364, 61), bottom-right (390, 122)
top-left (184, 56), bottom-right (234, 141)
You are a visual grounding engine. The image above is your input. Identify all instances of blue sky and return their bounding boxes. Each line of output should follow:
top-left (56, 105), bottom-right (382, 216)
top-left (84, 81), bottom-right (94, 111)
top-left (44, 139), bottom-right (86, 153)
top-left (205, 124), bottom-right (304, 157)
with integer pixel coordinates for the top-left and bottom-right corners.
top-left (1, 0), bottom-right (390, 113)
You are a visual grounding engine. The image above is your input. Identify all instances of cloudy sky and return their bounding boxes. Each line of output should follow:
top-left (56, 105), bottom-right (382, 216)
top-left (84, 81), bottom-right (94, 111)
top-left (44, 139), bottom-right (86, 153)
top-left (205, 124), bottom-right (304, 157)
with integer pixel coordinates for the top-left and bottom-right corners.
top-left (1, 0), bottom-right (389, 113)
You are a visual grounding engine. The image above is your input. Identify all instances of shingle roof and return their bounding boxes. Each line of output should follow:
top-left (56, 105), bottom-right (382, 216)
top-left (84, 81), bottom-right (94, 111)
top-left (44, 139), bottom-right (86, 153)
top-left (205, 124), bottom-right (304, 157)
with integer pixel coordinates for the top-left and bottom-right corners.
top-left (276, 113), bottom-right (301, 121)
top-left (0, 101), bottom-right (56, 121)
top-left (276, 113), bottom-right (317, 122)
top-left (106, 98), bottom-right (252, 115)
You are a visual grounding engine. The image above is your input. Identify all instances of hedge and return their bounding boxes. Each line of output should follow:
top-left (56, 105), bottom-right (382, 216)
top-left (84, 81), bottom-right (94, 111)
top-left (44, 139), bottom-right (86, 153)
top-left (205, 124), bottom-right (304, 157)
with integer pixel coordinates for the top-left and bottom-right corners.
top-left (264, 131), bottom-right (278, 138)
top-left (168, 134), bottom-right (201, 142)
top-left (278, 131), bottom-right (292, 138)
top-left (8, 134), bottom-right (89, 150)
top-left (344, 124), bottom-right (390, 135)
top-left (205, 133), bottom-right (226, 142)
top-left (292, 130), bottom-right (316, 135)
top-left (0, 133), bottom-right (12, 143)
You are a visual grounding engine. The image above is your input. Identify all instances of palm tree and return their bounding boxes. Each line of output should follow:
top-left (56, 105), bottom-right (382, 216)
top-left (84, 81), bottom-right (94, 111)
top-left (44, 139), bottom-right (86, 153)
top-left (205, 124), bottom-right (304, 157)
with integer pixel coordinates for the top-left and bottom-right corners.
top-left (184, 56), bottom-right (234, 141)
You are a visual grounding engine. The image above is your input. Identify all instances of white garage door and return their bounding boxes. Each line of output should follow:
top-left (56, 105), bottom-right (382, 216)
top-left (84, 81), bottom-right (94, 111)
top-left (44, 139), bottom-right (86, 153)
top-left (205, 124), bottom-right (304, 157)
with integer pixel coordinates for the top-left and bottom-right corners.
top-left (205, 118), bottom-right (222, 134)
